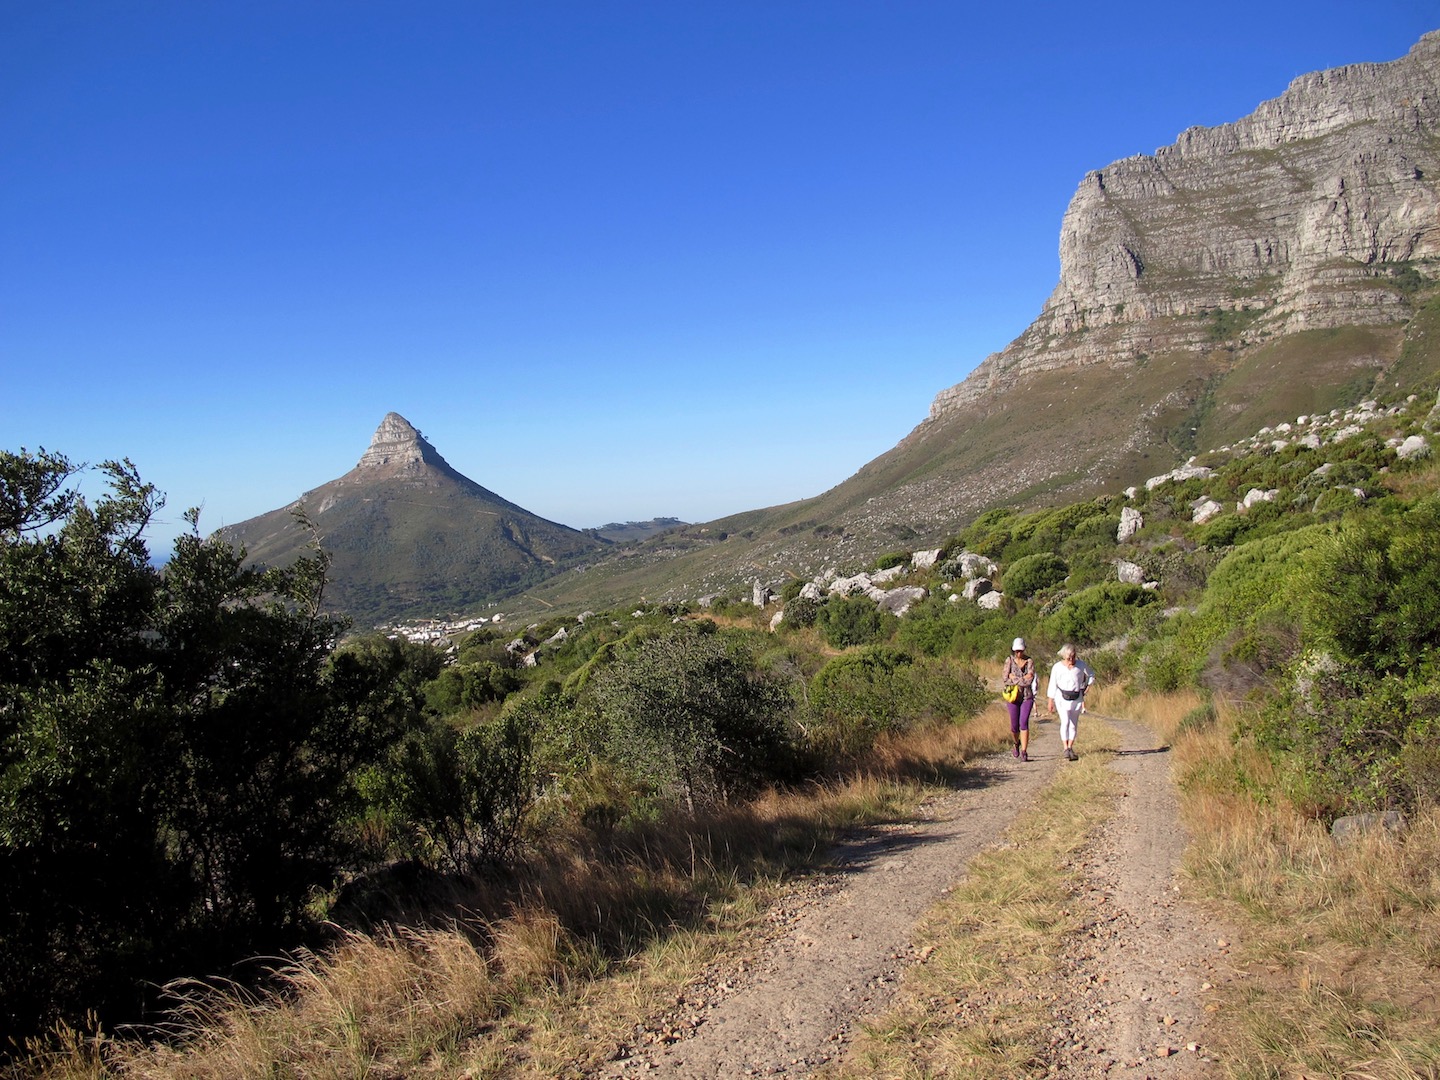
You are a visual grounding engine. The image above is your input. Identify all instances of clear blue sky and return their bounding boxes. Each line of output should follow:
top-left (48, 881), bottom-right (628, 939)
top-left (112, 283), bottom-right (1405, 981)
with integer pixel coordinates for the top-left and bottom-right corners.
top-left (3, 2), bottom-right (1435, 550)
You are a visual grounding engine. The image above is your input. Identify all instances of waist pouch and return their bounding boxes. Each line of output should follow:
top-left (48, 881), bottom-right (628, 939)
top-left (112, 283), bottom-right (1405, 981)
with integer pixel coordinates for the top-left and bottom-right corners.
top-left (1060, 688), bottom-right (1084, 702)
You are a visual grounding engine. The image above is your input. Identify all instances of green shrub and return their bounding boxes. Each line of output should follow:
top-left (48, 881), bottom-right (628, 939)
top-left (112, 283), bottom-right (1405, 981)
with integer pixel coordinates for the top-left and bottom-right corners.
top-left (807, 647), bottom-right (986, 757)
top-left (380, 711), bottom-right (536, 872)
top-left (818, 594), bottom-right (898, 648)
top-left (584, 626), bottom-right (795, 810)
top-left (1045, 582), bottom-right (1158, 645)
top-left (1301, 496), bottom-right (1440, 675)
top-left (870, 550), bottom-right (911, 572)
top-left (782, 594), bottom-right (820, 629)
top-left (1003, 552), bottom-right (1069, 599)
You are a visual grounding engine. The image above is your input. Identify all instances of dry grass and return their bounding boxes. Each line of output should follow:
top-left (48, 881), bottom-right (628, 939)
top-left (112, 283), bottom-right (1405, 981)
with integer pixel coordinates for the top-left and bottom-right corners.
top-left (16, 717), bottom-right (999, 1079)
top-left (817, 712), bottom-right (1123, 1079)
top-left (1132, 689), bottom-right (1440, 1079)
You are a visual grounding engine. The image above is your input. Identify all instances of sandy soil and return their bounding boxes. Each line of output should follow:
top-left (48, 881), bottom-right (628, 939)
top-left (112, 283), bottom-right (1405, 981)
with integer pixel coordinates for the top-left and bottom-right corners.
top-left (594, 712), bottom-right (1237, 1078)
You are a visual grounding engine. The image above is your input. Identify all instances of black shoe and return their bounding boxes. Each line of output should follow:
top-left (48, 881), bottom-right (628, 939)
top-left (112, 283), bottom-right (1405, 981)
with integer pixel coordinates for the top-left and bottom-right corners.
top-left (1065, 748), bottom-right (1077, 761)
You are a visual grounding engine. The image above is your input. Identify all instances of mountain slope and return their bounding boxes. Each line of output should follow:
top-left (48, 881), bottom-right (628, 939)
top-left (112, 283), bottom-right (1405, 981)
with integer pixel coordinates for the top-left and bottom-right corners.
top-left (514, 30), bottom-right (1440, 617)
top-left (219, 413), bottom-right (606, 621)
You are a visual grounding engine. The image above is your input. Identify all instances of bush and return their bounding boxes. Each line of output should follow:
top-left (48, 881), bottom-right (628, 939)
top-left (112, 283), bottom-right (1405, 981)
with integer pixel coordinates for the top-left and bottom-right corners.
top-left (584, 626), bottom-right (795, 810)
top-left (1301, 496), bottom-right (1440, 676)
top-left (1045, 582), bottom-right (1158, 646)
top-left (1003, 552), bottom-right (1069, 599)
top-left (367, 711), bottom-right (536, 872)
top-left (870, 550), bottom-right (911, 572)
top-left (818, 595), bottom-right (897, 648)
top-left (782, 594), bottom-right (820, 629)
top-left (807, 647), bottom-right (987, 757)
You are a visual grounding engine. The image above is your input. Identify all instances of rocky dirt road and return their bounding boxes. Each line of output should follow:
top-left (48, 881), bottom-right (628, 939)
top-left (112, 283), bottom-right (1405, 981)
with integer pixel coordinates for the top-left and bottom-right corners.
top-left (597, 711), bottom-right (1235, 1078)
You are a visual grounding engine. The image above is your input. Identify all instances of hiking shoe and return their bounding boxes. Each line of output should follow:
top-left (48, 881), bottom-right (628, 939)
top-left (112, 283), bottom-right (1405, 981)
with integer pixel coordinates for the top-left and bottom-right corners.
top-left (1020, 751), bottom-right (1029, 762)
top-left (1065, 748), bottom-right (1077, 761)
top-left (1012, 744), bottom-right (1020, 758)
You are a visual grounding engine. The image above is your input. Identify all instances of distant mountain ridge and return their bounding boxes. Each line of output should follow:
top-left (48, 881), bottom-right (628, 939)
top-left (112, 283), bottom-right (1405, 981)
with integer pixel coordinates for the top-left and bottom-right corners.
top-left (218, 413), bottom-right (606, 621)
top-left (587, 518), bottom-right (688, 544)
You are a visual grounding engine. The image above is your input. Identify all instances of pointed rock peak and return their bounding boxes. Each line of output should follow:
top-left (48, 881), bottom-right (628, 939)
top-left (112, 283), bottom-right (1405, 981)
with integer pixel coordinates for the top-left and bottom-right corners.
top-left (355, 412), bottom-right (451, 474)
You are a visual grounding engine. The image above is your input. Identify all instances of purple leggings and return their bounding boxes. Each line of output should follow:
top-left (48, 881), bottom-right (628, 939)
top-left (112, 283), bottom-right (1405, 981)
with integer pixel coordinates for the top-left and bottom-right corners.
top-left (1006, 696), bottom-right (1034, 733)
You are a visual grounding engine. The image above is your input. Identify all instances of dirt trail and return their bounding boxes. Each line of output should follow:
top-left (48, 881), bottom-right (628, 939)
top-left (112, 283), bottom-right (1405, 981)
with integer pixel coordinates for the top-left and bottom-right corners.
top-left (597, 712), bottom-right (1235, 1078)
top-left (1031, 715), bottom-right (1235, 1077)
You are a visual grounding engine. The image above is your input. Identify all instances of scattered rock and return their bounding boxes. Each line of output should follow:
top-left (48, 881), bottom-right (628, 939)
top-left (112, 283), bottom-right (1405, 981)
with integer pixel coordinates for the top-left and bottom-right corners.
top-left (1115, 560), bottom-right (1145, 585)
top-left (1397, 434), bottom-right (1431, 461)
top-left (1117, 507), bottom-right (1144, 542)
top-left (912, 549), bottom-right (942, 570)
top-left (1330, 811), bottom-right (1407, 842)
top-left (962, 577), bottom-right (994, 600)
top-left (1191, 498), bottom-right (1223, 524)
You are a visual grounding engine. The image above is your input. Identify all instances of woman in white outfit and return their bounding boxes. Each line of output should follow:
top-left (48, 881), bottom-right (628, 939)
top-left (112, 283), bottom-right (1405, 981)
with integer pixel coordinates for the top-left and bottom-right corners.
top-left (1046, 643), bottom-right (1095, 760)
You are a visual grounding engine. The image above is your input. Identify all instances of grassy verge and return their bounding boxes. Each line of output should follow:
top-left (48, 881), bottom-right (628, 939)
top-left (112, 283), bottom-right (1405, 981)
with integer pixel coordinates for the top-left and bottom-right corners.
top-left (817, 694), bottom-right (1124, 1079)
top-left (1136, 691), bottom-right (1440, 1080)
top-left (17, 714), bottom-right (1009, 1079)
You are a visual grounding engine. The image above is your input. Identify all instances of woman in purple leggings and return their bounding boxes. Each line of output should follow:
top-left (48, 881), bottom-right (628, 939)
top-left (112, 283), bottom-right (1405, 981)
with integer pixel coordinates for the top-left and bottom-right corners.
top-left (1001, 637), bottom-right (1037, 761)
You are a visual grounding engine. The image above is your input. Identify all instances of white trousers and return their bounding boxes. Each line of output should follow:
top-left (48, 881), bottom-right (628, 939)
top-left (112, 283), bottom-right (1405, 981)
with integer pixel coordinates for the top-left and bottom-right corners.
top-left (1055, 700), bottom-right (1083, 742)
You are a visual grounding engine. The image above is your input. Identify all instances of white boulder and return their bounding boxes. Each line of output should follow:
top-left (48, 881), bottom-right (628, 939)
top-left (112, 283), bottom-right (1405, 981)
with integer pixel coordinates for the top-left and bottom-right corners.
top-left (1115, 560), bottom-right (1145, 585)
top-left (1397, 434), bottom-right (1431, 461)
top-left (1118, 506), bottom-right (1144, 542)
top-left (912, 548), bottom-right (943, 570)
top-left (1191, 498), bottom-right (1223, 524)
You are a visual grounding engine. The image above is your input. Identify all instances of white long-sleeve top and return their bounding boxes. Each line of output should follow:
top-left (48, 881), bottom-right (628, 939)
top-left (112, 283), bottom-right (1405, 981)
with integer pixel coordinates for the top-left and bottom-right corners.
top-left (1046, 659), bottom-right (1096, 704)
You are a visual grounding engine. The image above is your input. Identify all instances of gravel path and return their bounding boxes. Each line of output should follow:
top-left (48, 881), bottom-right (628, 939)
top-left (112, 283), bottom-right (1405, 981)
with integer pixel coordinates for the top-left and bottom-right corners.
top-left (596, 712), bottom-right (1236, 1078)
top-left (1031, 715), bottom-right (1236, 1078)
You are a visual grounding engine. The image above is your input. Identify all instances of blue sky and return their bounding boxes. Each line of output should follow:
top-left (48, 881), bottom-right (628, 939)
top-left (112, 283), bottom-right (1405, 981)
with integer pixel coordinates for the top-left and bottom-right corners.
top-left (3, 2), bottom-right (1435, 550)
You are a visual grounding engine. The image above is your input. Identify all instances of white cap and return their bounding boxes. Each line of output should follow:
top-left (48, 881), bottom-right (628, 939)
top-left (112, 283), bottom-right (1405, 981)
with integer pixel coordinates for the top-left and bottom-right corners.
top-left (1011, 637), bottom-right (1026, 651)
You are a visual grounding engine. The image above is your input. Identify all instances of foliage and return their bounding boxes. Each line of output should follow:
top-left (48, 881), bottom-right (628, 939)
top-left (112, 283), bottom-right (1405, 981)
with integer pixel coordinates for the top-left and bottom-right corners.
top-left (1043, 582), bottom-right (1158, 646)
top-left (1300, 496), bottom-right (1440, 676)
top-left (869, 550), bottom-right (911, 572)
top-left (1002, 552), bottom-right (1068, 599)
top-left (0, 450), bottom-right (428, 1039)
top-left (584, 626), bottom-right (795, 810)
top-left (364, 711), bottom-right (536, 871)
top-left (806, 647), bottom-right (987, 757)
top-left (818, 593), bottom-right (898, 648)
top-left (782, 593), bottom-right (821, 629)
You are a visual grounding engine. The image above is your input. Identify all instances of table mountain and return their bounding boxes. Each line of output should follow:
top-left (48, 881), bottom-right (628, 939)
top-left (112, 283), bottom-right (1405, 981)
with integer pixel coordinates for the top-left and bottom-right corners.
top-left (218, 413), bottom-right (605, 622)
top-left (780, 28), bottom-right (1440, 545)
top-left (515, 30), bottom-right (1440, 615)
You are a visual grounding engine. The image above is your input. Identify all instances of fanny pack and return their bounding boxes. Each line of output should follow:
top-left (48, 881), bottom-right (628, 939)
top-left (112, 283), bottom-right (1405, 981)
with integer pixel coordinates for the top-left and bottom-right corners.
top-left (1060, 688), bottom-right (1084, 702)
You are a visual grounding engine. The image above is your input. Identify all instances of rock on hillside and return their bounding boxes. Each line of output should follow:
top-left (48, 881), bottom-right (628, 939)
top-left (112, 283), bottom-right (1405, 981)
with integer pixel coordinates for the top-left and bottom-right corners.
top-left (218, 413), bottom-right (606, 623)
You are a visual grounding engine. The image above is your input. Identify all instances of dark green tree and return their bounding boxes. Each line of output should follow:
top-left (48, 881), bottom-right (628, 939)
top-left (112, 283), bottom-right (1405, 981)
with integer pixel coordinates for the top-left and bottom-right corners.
top-left (0, 450), bottom-right (417, 1039)
top-left (585, 626), bottom-right (794, 811)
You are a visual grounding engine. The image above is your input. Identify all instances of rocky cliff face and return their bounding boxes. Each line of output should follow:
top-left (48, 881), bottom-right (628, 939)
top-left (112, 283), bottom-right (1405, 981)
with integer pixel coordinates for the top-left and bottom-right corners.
top-left (638, 31), bottom-right (1440, 597)
top-left (351, 412), bottom-right (454, 478)
top-left (934, 29), bottom-right (1440, 417)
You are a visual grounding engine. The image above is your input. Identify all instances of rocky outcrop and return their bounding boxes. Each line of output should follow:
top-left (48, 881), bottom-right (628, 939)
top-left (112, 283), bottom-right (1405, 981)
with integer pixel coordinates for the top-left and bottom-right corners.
top-left (929, 31), bottom-right (1440, 420)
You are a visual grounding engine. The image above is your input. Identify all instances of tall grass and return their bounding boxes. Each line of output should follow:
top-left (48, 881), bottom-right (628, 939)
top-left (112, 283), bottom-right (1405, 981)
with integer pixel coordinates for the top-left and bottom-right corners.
top-left (1136, 690), bottom-right (1440, 1078)
top-left (14, 717), bottom-right (1002, 1079)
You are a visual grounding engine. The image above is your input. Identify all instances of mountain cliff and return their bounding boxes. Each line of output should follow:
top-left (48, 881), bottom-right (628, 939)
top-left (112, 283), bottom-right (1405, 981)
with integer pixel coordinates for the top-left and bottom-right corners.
top-left (219, 413), bottom-right (605, 620)
top-left (791, 29), bottom-right (1440, 542)
top-left (515, 30), bottom-right (1440, 615)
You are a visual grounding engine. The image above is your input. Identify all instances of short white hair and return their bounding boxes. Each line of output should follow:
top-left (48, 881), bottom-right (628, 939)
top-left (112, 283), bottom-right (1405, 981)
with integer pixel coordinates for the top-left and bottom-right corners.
top-left (1058, 643), bottom-right (1077, 660)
